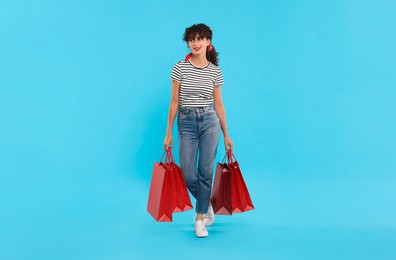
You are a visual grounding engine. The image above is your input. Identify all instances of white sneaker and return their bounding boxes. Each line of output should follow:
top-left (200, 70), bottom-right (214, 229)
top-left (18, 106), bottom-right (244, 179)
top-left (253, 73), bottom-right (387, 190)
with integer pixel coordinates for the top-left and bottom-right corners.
top-left (194, 220), bottom-right (208, 238)
top-left (203, 204), bottom-right (215, 226)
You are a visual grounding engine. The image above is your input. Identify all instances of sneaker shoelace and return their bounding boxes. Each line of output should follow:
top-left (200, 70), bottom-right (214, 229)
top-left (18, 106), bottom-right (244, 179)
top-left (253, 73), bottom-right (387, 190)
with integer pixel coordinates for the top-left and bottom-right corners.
top-left (204, 212), bottom-right (213, 219)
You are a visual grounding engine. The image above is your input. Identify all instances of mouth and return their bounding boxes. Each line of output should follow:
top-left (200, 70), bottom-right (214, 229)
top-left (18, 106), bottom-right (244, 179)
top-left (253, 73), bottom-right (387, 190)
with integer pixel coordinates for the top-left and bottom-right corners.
top-left (193, 47), bottom-right (201, 51)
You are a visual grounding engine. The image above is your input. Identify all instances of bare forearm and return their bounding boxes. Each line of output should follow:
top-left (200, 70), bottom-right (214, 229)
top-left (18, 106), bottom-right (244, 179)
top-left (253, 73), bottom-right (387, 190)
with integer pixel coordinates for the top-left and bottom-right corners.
top-left (214, 104), bottom-right (229, 137)
top-left (166, 100), bottom-right (178, 134)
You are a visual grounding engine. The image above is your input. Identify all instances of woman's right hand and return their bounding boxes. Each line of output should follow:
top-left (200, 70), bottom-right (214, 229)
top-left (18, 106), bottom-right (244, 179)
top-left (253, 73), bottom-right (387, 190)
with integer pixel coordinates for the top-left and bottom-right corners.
top-left (163, 133), bottom-right (173, 150)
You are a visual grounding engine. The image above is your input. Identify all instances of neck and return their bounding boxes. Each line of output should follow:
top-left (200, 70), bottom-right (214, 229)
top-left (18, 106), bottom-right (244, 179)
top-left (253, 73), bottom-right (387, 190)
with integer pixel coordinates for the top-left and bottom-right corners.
top-left (190, 52), bottom-right (209, 66)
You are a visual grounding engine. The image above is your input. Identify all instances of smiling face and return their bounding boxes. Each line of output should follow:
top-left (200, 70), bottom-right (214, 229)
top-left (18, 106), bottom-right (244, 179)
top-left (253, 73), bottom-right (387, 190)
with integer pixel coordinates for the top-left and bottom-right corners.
top-left (187, 34), bottom-right (211, 56)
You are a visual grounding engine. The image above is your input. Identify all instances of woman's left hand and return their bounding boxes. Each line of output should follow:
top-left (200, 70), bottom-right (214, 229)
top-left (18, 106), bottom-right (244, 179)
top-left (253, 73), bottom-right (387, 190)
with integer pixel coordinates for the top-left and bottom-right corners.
top-left (224, 136), bottom-right (234, 151)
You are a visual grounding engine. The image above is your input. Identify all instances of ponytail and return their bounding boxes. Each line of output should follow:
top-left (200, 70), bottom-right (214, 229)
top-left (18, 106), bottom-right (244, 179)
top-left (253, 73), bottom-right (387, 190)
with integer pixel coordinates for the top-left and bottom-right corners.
top-left (206, 45), bottom-right (219, 66)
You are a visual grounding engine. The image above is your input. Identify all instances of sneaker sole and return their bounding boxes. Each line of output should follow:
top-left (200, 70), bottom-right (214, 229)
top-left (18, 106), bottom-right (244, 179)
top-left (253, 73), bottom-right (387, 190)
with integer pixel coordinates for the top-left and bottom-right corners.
top-left (195, 233), bottom-right (208, 238)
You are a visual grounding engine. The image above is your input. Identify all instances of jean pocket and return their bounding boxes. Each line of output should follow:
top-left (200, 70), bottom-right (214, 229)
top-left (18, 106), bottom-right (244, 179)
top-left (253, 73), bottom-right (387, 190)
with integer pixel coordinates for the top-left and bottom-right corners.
top-left (207, 109), bottom-right (218, 118)
top-left (178, 112), bottom-right (189, 120)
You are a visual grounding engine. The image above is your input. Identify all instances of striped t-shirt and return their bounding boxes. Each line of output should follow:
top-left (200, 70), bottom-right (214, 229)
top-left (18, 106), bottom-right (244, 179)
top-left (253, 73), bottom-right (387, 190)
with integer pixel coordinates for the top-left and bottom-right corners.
top-left (170, 60), bottom-right (224, 107)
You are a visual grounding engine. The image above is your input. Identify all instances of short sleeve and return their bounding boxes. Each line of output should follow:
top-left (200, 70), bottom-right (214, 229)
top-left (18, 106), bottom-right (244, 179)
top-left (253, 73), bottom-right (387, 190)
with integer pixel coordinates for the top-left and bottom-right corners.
top-left (214, 68), bottom-right (224, 86)
top-left (170, 63), bottom-right (182, 82)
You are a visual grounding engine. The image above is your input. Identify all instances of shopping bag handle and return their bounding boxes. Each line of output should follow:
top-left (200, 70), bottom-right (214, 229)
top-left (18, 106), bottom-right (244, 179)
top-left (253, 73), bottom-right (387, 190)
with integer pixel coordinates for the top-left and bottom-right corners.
top-left (166, 147), bottom-right (176, 163)
top-left (221, 149), bottom-right (236, 164)
top-left (160, 147), bottom-right (175, 163)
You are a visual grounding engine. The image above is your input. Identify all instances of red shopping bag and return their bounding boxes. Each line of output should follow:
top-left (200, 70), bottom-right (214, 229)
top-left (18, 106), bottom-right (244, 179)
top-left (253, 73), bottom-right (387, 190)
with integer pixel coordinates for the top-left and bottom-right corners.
top-left (169, 164), bottom-right (184, 213)
top-left (167, 148), bottom-right (192, 212)
top-left (166, 149), bottom-right (193, 213)
top-left (211, 149), bottom-right (254, 215)
top-left (147, 148), bottom-right (192, 222)
top-left (147, 160), bottom-right (174, 222)
top-left (171, 161), bottom-right (193, 212)
top-left (227, 150), bottom-right (254, 213)
top-left (211, 162), bottom-right (233, 215)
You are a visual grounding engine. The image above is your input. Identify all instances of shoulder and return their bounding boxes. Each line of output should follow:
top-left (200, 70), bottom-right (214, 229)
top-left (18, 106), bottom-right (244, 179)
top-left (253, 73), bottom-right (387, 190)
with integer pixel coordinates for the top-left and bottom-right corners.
top-left (208, 63), bottom-right (223, 76)
top-left (172, 60), bottom-right (190, 72)
top-left (208, 62), bottom-right (220, 69)
top-left (172, 60), bottom-right (189, 71)
top-left (208, 62), bottom-right (222, 72)
top-left (174, 60), bottom-right (188, 66)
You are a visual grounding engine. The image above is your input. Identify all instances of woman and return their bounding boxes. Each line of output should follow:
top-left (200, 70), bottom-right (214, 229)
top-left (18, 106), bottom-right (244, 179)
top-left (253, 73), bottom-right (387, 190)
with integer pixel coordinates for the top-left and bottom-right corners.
top-left (164, 23), bottom-right (233, 238)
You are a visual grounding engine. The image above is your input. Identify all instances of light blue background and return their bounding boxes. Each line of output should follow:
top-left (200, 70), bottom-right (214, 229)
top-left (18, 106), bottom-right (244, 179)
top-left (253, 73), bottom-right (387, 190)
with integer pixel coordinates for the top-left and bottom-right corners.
top-left (1, 0), bottom-right (395, 259)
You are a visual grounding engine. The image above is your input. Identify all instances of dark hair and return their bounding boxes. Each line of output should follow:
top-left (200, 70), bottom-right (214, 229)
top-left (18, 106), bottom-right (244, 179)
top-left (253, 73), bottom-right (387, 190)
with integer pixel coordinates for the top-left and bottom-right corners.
top-left (183, 23), bottom-right (219, 66)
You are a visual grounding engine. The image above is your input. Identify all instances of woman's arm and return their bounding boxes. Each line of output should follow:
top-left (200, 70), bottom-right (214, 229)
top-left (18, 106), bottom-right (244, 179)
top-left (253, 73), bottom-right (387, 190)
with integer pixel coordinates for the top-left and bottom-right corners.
top-left (213, 86), bottom-right (234, 151)
top-left (164, 80), bottom-right (180, 150)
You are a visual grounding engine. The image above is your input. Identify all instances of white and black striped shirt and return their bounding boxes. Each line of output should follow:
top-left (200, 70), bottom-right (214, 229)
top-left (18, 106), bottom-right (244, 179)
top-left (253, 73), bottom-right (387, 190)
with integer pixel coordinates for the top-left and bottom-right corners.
top-left (170, 60), bottom-right (224, 107)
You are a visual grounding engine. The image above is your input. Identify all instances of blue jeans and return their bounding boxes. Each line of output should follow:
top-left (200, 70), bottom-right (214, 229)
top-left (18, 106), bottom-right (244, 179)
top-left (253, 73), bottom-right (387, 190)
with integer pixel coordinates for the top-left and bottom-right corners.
top-left (177, 106), bottom-right (221, 214)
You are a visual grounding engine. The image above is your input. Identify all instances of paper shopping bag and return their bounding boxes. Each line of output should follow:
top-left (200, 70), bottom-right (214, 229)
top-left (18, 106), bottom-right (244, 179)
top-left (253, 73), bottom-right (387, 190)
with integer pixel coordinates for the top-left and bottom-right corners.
top-left (171, 161), bottom-right (193, 212)
top-left (228, 150), bottom-right (254, 213)
top-left (147, 161), bottom-right (173, 222)
top-left (211, 162), bottom-right (233, 215)
top-left (210, 149), bottom-right (254, 215)
top-left (165, 148), bottom-right (192, 213)
top-left (147, 148), bottom-right (193, 222)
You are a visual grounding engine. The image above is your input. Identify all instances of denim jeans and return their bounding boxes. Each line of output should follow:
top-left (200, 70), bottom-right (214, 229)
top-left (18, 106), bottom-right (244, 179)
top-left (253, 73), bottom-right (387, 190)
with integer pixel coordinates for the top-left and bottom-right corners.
top-left (177, 106), bottom-right (221, 214)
